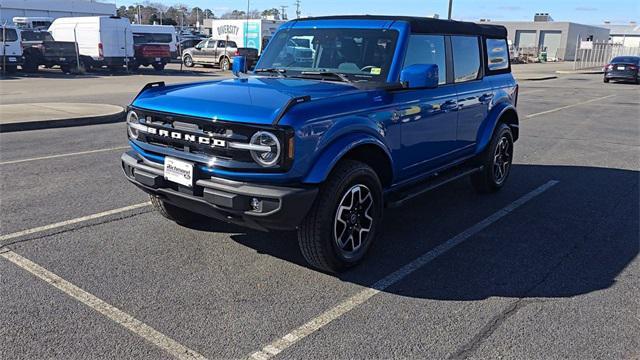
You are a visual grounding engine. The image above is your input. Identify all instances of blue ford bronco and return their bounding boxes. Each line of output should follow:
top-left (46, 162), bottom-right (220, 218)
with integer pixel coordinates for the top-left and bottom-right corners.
top-left (122, 16), bottom-right (519, 273)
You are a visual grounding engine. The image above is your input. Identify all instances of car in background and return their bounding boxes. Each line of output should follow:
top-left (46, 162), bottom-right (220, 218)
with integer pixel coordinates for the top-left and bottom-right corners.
top-left (0, 25), bottom-right (23, 73)
top-left (604, 56), bottom-right (640, 84)
top-left (132, 24), bottom-right (178, 59)
top-left (178, 37), bottom-right (203, 56)
top-left (20, 29), bottom-right (79, 73)
top-left (182, 38), bottom-right (239, 70)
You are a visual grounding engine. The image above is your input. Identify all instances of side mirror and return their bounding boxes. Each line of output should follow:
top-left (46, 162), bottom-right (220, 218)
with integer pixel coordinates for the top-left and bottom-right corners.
top-left (400, 64), bottom-right (439, 89)
top-left (232, 55), bottom-right (247, 77)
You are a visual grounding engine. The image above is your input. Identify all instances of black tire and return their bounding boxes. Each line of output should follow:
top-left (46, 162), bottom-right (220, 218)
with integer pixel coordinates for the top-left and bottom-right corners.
top-left (3, 65), bottom-right (18, 74)
top-left (471, 123), bottom-right (514, 193)
top-left (149, 194), bottom-right (200, 225)
top-left (183, 54), bottom-right (194, 67)
top-left (603, 77), bottom-right (609, 83)
top-left (152, 63), bottom-right (165, 71)
top-left (298, 160), bottom-right (383, 273)
top-left (219, 56), bottom-right (230, 71)
top-left (128, 61), bottom-right (140, 71)
top-left (22, 58), bottom-right (39, 73)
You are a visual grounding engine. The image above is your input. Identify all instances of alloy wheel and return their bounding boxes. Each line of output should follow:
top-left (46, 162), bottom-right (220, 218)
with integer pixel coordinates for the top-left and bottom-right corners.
top-left (334, 184), bottom-right (374, 257)
top-left (493, 135), bottom-right (512, 184)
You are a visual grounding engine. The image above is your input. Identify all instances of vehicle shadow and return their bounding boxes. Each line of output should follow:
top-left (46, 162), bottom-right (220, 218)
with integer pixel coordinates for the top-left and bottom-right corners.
top-left (224, 164), bottom-right (639, 300)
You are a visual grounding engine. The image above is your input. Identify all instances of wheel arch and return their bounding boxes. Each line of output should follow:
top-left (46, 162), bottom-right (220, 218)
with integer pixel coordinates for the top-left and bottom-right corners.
top-left (476, 104), bottom-right (519, 154)
top-left (302, 133), bottom-right (394, 188)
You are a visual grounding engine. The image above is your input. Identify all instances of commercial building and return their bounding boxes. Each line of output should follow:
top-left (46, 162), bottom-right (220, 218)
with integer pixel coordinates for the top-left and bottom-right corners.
top-left (481, 13), bottom-right (610, 61)
top-left (601, 22), bottom-right (640, 47)
top-left (0, 0), bottom-right (116, 25)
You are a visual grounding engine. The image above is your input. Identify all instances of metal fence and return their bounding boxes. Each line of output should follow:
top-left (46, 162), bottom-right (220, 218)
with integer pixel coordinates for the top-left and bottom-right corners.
top-left (574, 43), bottom-right (640, 70)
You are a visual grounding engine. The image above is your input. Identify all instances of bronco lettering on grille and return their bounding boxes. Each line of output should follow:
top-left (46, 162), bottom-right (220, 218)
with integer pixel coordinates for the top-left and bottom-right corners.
top-left (152, 128), bottom-right (226, 148)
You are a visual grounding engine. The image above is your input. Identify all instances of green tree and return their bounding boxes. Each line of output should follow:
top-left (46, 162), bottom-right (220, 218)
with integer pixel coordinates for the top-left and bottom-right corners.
top-left (261, 8), bottom-right (280, 20)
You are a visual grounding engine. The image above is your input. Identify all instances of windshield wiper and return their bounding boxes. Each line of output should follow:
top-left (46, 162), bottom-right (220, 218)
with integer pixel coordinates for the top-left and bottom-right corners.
top-left (298, 71), bottom-right (352, 83)
top-left (254, 68), bottom-right (288, 77)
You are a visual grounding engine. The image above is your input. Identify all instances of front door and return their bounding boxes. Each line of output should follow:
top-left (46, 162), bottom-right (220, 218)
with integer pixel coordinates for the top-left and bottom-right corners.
top-left (396, 34), bottom-right (459, 180)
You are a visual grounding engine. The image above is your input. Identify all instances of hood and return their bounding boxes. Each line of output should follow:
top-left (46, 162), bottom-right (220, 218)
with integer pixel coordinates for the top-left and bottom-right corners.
top-left (132, 77), bottom-right (363, 125)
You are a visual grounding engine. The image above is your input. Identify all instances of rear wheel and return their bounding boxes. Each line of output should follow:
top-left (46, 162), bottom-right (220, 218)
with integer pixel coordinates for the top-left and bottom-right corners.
top-left (152, 63), bottom-right (165, 71)
top-left (149, 194), bottom-right (200, 225)
top-left (183, 54), bottom-right (194, 67)
top-left (219, 57), bottom-right (230, 71)
top-left (3, 65), bottom-right (18, 74)
top-left (471, 123), bottom-right (514, 193)
top-left (298, 160), bottom-right (383, 273)
top-left (603, 77), bottom-right (609, 83)
top-left (127, 61), bottom-right (140, 71)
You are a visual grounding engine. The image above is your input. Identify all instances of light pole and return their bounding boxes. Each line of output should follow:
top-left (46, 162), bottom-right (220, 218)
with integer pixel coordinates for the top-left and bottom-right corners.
top-left (245, 0), bottom-right (250, 47)
top-left (447, 0), bottom-right (453, 20)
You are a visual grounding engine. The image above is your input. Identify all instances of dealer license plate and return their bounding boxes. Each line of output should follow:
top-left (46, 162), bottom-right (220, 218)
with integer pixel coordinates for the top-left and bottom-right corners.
top-left (155, 57), bottom-right (161, 62)
top-left (59, 57), bottom-right (66, 61)
top-left (8, 57), bottom-right (16, 62)
top-left (617, 66), bottom-right (625, 70)
top-left (164, 157), bottom-right (193, 187)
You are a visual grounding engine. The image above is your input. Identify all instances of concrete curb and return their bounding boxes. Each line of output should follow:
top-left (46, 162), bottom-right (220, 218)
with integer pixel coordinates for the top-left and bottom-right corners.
top-left (0, 110), bottom-right (125, 133)
top-left (555, 70), bottom-right (604, 74)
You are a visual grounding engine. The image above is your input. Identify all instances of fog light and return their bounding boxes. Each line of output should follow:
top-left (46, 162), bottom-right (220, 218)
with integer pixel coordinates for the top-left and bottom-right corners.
top-left (251, 197), bottom-right (263, 212)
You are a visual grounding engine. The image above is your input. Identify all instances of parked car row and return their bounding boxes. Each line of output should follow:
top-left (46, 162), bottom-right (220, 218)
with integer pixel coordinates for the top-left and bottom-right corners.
top-left (1, 17), bottom-right (259, 75)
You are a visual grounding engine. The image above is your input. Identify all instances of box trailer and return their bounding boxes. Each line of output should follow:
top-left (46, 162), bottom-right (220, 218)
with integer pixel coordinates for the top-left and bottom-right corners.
top-left (205, 19), bottom-right (285, 54)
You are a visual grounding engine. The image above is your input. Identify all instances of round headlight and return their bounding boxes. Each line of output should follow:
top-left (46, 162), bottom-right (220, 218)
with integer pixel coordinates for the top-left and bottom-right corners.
top-left (127, 110), bottom-right (139, 139)
top-left (250, 131), bottom-right (281, 167)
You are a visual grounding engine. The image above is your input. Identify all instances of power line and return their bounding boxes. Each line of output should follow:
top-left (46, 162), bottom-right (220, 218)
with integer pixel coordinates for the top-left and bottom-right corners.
top-left (280, 5), bottom-right (288, 20)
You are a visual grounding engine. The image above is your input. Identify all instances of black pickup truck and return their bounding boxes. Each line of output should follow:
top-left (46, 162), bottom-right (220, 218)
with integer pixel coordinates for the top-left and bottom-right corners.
top-left (21, 30), bottom-right (81, 73)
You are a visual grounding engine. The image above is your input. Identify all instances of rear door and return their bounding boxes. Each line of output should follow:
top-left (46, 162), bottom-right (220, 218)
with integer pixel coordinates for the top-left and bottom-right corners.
top-left (102, 18), bottom-right (132, 58)
top-left (452, 35), bottom-right (493, 151)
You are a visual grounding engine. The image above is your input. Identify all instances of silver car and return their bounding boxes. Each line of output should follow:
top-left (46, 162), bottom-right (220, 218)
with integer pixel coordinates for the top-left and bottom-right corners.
top-left (182, 38), bottom-right (238, 70)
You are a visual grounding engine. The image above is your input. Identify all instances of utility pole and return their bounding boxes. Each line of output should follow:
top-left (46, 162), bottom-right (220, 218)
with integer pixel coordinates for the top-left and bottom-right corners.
top-left (447, 0), bottom-right (453, 20)
top-left (280, 5), bottom-right (288, 20)
top-left (295, 0), bottom-right (301, 19)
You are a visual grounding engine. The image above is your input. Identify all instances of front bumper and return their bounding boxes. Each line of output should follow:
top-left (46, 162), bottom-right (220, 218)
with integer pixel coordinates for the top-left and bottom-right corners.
top-left (1, 55), bottom-right (22, 66)
top-left (121, 150), bottom-right (317, 231)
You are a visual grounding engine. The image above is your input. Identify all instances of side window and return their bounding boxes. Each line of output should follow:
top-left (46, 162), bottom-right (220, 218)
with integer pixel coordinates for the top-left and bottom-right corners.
top-left (0, 29), bottom-right (18, 42)
top-left (197, 40), bottom-right (207, 48)
top-left (486, 38), bottom-right (509, 71)
top-left (228, 41), bottom-right (237, 48)
top-left (451, 36), bottom-right (481, 83)
top-left (217, 40), bottom-right (226, 48)
top-left (206, 40), bottom-right (216, 48)
top-left (403, 35), bottom-right (446, 84)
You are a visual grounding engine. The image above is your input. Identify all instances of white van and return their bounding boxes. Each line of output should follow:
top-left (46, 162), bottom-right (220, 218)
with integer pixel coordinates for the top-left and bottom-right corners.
top-left (131, 24), bottom-right (178, 57)
top-left (48, 16), bottom-right (134, 69)
top-left (0, 25), bottom-right (23, 73)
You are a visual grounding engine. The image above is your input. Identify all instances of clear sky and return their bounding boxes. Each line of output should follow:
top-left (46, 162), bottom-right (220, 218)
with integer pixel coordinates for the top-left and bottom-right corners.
top-left (115, 0), bottom-right (640, 24)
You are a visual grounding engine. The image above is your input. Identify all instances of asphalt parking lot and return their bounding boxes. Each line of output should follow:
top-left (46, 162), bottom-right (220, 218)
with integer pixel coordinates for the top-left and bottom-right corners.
top-left (1, 72), bottom-right (638, 359)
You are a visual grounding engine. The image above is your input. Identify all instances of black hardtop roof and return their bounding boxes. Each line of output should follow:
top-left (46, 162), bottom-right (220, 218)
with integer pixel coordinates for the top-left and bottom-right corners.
top-left (297, 15), bottom-right (507, 38)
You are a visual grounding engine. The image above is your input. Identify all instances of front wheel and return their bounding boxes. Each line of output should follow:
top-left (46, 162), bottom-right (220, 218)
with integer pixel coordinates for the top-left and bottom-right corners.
top-left (183, 54), bottom-right (194, 67)
top-left (149, 194), bottom-right (200, 225)
top-left (471, 123), bottom-right (514, 193)
top-left (298, 160), bottom-right (383, 273)
top-left (603, 77), bottom-right (610, 83)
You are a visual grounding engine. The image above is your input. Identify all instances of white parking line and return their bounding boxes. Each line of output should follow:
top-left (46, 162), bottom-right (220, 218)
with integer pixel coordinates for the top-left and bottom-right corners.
top-left (0, 250), bottom-right (207, 360)
top-left (0, 146), bottom-right (129, 165)
top-left (525, 94), bottom-right (614, 119)
top-left (248, 180), bottom-right (559, 360)
top-left (0, 202), bottom-right (151, 242)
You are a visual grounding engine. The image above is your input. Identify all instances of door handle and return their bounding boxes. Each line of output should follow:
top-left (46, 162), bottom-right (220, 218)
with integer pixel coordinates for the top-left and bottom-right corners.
top-left (479, 93), bottom-right (494, 103)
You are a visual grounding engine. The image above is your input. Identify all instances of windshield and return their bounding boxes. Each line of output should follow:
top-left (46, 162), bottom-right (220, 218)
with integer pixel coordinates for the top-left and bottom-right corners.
top-left (258, 28), bottom-right (399, 83)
